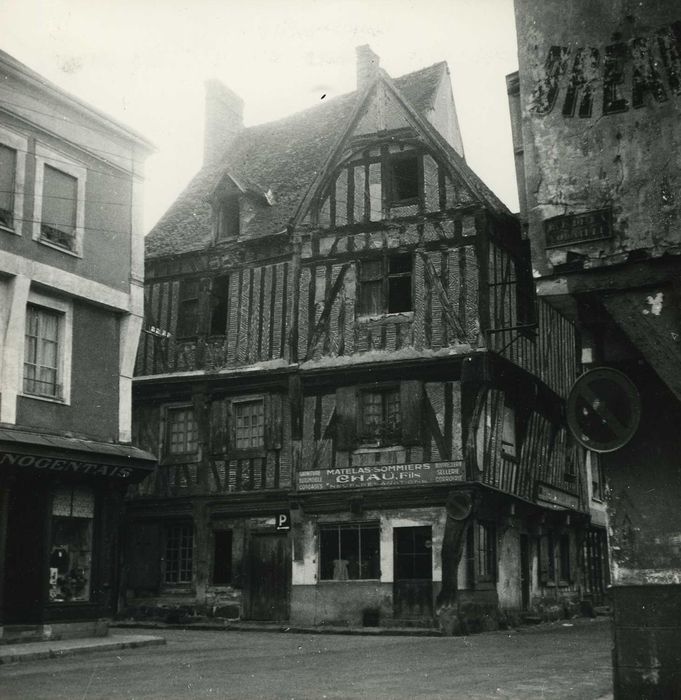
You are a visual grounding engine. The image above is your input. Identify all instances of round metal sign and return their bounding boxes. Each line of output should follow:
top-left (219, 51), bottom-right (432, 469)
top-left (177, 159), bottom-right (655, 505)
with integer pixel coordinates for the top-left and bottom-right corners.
top-left (445, 491), bottom-right (473, 520)
top-left (567, 368), bottom-right (641, 453)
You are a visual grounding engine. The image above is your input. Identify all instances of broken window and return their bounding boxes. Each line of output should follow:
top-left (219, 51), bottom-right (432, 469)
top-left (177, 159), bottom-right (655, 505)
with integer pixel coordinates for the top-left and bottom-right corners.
top-left (166, 406), bottom-right (199, 456)
top-left (360, 387), bottom-right (401, 446)
top-left (41, 164), bottom-right (78, 251)
top-left (164, 523), bottom-right (193, 585)
top-left (390, 152), bottom-right (419, 204)
top-left (0, 144), bottom-right (16, 229)
top-left (358, 253), bottom-right (412, 316)
top-left (209, 275), bottom-right (230, 335)
top-left (216, 195), bottom-right (240, 240)
top-left (177, 279), bottom-right (200, 338)
top-left (212, 530), bottom-right (233, 585)
top-left (234, 398), bottom-right (264, 450)
top-left (319, 523), bottom-right (380, 580)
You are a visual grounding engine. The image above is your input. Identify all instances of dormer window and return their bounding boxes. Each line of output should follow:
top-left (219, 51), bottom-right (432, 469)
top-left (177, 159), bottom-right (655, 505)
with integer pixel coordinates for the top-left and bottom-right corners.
top-left (389, 152), bottom-right (419, 205)
top-left (216, 195), bottom-right (239, 240)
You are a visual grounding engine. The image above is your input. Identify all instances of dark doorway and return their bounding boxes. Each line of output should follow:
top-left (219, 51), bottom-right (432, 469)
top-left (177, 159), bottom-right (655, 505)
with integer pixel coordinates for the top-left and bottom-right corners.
top-left (520, 534), bottom-right (530, 611)
top-left (3, 485), bottom-right (47, 624)
top-left (247, 533), bottom-right (289, 621)
top-left (393, 526), bottom-right (433, 620)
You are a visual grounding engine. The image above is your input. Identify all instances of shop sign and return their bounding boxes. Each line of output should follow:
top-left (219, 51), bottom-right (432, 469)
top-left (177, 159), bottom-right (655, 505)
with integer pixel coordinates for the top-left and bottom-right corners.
top-left (544, 209), bottom-right (612, 248)
top-left (276, 513), bottom-right (291, 531)
top-left (537, 483), bottom-right (580, 511)
top-left (297, 461), bottom-right (464, 491)
top-left (0, 451), bottom-right (137, 479)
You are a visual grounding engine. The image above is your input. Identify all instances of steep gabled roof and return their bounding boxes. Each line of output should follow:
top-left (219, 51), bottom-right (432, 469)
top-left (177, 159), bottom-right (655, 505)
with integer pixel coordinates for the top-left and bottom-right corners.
top-left (145, 63), bottom-right (448, 259)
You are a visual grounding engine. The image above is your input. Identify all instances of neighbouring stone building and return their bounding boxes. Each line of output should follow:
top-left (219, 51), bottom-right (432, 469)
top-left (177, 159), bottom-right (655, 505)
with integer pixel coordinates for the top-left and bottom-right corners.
top-left (509, 2), bottom-right (681, 696)
top-left (125, 46), bottom-right (594, 632)
top-left (0, 51), bottom-right (156, 642)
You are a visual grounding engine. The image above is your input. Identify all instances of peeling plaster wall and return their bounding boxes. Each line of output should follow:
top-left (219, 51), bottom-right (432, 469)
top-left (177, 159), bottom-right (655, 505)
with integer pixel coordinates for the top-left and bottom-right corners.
top-left (516, 1), bottom-right (681, 275)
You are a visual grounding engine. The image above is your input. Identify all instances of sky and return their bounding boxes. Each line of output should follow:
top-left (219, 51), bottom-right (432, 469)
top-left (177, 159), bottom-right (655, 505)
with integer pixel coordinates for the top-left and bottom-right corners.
top-left (1, 0), bottom-right (520, 232)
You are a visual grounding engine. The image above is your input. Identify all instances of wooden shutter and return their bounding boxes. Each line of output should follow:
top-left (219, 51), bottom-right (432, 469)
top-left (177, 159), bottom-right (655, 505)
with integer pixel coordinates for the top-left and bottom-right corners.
top-left (400, 380), bottom-right (423, 445)
top-left (265, 393), bottom-right (283, 449)
top-left (126, 522), bottom-right (161, 592)
top-left (209, 398), bottom-right (228, 455)
top-left (335, 386), bottom-right (357, 451)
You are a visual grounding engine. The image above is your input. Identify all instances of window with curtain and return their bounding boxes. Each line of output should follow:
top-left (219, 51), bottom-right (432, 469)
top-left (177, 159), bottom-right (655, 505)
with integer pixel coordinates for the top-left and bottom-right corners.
top-left (0, 144), bottom-right (17, 229)
top-left (24, 304), bottom-right (61, 399)
top-left (41, 164), bottom-right (78, 250)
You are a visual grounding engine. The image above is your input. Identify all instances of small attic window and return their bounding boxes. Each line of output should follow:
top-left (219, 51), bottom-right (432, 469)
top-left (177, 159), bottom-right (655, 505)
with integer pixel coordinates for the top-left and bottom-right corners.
top-left (216, 195), bottom-right (240, 240)
top-left (390, 153), bottom-right (419, 204)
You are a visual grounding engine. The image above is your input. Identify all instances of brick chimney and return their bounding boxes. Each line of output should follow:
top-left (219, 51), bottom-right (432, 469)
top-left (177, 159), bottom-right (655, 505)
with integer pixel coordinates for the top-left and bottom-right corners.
top-left (203, 80), bottom-right (244, 166)
top-left (356, 44), bottom-right (380, 92)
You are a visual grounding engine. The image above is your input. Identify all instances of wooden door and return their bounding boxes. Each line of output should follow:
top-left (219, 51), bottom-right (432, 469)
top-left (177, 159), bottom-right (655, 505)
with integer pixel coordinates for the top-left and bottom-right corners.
top-left (393, 526), bottom-right (433, 620)
top-left (520, 534), bottom-right (530, 611)
top-left (247, 533), bottom-right (289, 621)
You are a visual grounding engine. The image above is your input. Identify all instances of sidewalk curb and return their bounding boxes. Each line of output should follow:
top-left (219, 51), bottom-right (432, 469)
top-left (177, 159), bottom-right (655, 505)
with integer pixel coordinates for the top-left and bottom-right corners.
top-left (0, 635), bottom-right (166, 665)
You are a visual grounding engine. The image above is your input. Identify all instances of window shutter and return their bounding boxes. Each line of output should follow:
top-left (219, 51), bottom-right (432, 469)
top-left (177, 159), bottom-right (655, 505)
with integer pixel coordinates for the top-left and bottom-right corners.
top-left (400, 380), bottom-right (423, 445)
top-left (42, 165), bottom-right (77, 235)
top-left (265, 393), bottom-right (283, 449)
top-left (209, 399), bottom-right (228, 455)
top-left (539, 534), bottom-right (550, 585)
top-left (335, 386), bottom-right (357, 451)
top-left (0, 145), bottom-right (16, 227)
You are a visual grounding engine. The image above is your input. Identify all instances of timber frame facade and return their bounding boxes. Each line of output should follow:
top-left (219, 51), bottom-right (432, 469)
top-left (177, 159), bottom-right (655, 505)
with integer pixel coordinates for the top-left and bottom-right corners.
top-left (125, 47), bottom-right (591, 631)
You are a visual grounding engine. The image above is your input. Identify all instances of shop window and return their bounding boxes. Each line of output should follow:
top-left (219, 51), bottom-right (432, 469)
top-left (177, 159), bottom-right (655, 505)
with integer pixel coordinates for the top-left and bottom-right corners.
top-left (358, 253), bottom-right (412, 316)
top-left (234, 399), bottom-right (264, 450)
top-left (212, 530), bottom-right (233, 585)
top-left (216, 195), bottom-right (240, 240)
top-left (24, 304), bottom-right (63, 400)
top-left (359, 386), bottom-right (401, 446)
top-left (164, 523), bottom-right (193, 585)
top-left (390, 152), bottom-right (419, 204)
top-left (49, 487), bottom-right (94, 603)
top-left (40, 165), bottom-right (78, 251)
top-left (166, 406), bottom-right (199, 456)
top-left (476, 522), bottom-right (497, 583)
top-left (0, 144), bottom-right (17, 229)
top-left (319, 523), bottom-right (380, 580)
top-left (177, 279), bottom-right (200, 339)
top-left (210, 275), bottom-right (230, 335)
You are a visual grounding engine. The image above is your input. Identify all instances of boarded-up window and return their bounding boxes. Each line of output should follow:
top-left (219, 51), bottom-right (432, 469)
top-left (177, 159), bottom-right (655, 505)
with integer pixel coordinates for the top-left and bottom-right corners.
top-left (0, 144), bottom-right (16, 228)
top-left (164, 523), bottom-right (193, 585)
top-left (24, 304), bottom-right (61, 399)
top-left (41, 165), bottom-right (77, 251)
top-left (177, 279), bottom-right (200, 338)
top-left (319, 523), bottom-right (380, 580)
top-left (212, 530), bottom-right (232, 585)
top-left (234, 399), bottom-right (264, 449)
top-left (167, 406), bottom-right (198, 455)
top-left (209, 275), bottom-right (230, 335)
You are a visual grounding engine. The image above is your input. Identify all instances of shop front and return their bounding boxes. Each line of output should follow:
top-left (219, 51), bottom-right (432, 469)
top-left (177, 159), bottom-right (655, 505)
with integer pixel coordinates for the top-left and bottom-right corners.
top-left (0, 428), bottom-right (155, 642)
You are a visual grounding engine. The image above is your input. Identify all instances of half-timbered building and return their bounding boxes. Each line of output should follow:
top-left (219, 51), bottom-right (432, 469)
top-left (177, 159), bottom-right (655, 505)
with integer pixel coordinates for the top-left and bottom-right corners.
top-left (125, 46), bottom-right (589, 631)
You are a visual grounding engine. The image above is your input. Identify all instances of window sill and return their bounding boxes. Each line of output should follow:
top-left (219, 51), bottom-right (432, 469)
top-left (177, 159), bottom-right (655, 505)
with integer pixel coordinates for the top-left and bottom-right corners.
top-left (357, 311), bottom-right (414, 324)
top-left (38, 236), bottom-right (81, 258)
top-left (0, 223), bottom-right (19, 236)
top-left (389, 198), bottom-right (419, 208)
top-left (21, 392), bottom-right (68, 406)
top-left (318, 578), bottom-right (381, 584)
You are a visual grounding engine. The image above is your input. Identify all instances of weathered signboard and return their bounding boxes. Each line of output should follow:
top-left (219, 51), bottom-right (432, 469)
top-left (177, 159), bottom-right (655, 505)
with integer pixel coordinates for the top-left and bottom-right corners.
top-left (536, 483), bottom-right (580, 511)
top-left (297, 461), bottom-right (464, 491)
top-left (544, 209), bottom-right (612, 248)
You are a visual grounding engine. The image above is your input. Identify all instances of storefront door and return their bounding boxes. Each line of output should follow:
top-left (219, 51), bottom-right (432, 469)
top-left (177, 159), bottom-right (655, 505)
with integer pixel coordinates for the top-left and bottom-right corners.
top-left (393, 526), bottom-right (433, 620)
top-left (247, 532), bottom-right (289, 621)
top-left (3, 485), bottom-right (48, 624)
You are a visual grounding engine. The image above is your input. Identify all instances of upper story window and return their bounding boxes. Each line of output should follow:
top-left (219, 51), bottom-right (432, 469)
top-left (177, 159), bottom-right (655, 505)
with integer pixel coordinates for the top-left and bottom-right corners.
top-left (23, 295), bottom-right (73, 403)
top-left (359, 253), bottom-right (413, 316)
top-left (0, 125), bottom-right (27, 235)
top-left (177, 279), bottom-right (200, 339)
top-left (33, 145), bottom-right (86, 256)
top-left (0, 144), bottom-right (17, 229)
top-left (360, 387), bottom-right (401, 446)
top-left (209, 275), bottom-right (230, 335)
top-left (234, 398), bottom-right (264, 450)
top-left (167, 406), bottom-right (199, 456)
top-left (389, 152), bottom-right (419, 204)
top-left (216, 195), bottom-right (240, 241)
